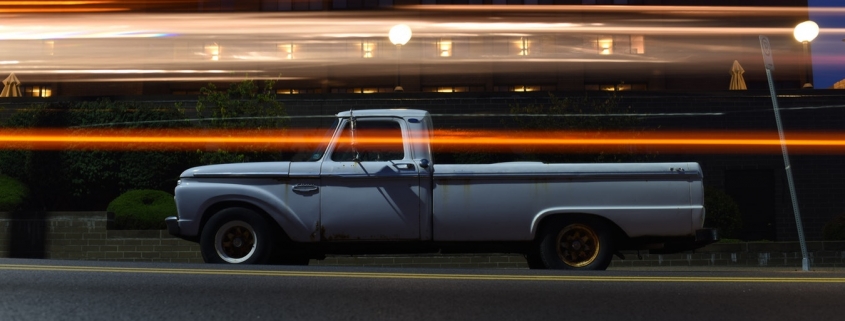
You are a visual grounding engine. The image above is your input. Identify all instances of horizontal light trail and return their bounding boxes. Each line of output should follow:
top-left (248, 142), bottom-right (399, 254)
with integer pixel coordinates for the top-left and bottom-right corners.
top-left (0, 7), bottom-right (126, 12)
top-left (0, 1), bottom-right (110, 5)
top-left (1, 7), bottom-right (839, 82)
top-left (406, 5), bottom-right (845, 15)
top-left (1, 264), bottom-right (843, 283)
top-left (2, 129), bottom-right (845, 154)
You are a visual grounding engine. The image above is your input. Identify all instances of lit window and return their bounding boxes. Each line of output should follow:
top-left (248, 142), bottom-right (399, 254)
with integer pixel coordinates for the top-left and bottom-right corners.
top-left (586, 83), bottom-right (646, 91)
top-left (513, 85), bottom-right (540, 92)
top-left (437, 86), bottom-right (468, 93)
top-left (24, 85), bottom-right (52, 97)
top-left (205, 43), bottom-right (220, 61)
top-left (277, 89), bottom-right (322, 94)
top-left (331, 87), bottom-right (390, 94)
top-left (362, 41), bottom-right (375, 58)
top-left (278, 44), bottom-right (294, 59)
top-left (598, 36), bottom-right (613, 55)
top-left (631, 35), bottom-right (645, 54)
top-left (423, 86), bottom-right (479, 93)
top-left (517, 37), bottom-right (529, 56)
top-left (438, 38), bottom-right (452, 57)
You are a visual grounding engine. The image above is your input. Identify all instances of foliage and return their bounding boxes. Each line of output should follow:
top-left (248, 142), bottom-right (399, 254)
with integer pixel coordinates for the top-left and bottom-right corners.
top-left (106, 189), bottom-right (177, 230)
top-left (0, 100), bottom-right (191, 210)
top-left (194, 79), bottom-right (288, 164)
top-left (703, 186), bottom-right (743, 239)
top-left (507, 93), bottom-right (650, 163)
top-left (441, 93), bottom-right (651, 164)
top-left (511, 93), bottom-right (639, 132)
top-left (0, 103), bottom-right (71, 210)
top-left (0, 79), bottom-right (290, 211)
top-left (196, 79), bottom-right (287, 130)
top-left (62, 99), bottom-right (192, 208)
top-left (822, 215), bottom-right (845, 241)
top-left (0, 174), bottom-right (29, 212)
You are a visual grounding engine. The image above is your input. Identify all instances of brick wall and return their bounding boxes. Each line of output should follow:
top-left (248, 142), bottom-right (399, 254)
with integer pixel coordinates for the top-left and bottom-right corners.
top-left (3, 212), bottom-right (845, 269)
top-left (0, 211), bottom-right (201, 263)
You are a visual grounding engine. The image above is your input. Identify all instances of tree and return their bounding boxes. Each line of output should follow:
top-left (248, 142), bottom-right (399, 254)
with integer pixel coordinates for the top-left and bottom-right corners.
top-left (194, 79), bottom-right (288, 164)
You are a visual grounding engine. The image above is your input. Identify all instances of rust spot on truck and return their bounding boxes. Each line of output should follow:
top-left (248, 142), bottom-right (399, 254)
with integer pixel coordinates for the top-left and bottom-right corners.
top-left (310, 221), bottom-right (322, 241)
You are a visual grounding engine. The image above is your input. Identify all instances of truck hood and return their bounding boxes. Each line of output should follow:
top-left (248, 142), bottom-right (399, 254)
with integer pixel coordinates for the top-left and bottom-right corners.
top-left (181, 161), bottom-right (290, 178)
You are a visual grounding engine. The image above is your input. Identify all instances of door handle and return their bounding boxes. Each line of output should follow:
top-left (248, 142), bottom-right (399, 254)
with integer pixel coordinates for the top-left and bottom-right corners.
top-left (292, 184), bottom-right (319, 193)
top-left (393, 163), bottom-right (415, 170)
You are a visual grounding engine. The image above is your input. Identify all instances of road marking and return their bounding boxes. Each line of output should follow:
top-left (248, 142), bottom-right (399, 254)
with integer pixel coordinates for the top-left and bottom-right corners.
top-left (1, 263), bottom-right (843, 283)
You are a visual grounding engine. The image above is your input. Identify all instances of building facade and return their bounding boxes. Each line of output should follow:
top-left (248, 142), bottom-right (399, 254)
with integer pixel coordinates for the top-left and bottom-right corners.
top-left (0, 0), bottom-right (814, 97)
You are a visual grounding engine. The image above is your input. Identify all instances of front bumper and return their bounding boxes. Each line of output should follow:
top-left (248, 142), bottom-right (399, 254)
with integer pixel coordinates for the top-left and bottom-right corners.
top-left (165, 216), bottom-right (180, 237)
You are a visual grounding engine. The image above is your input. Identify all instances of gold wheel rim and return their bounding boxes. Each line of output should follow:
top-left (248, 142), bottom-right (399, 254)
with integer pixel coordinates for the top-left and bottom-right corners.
top-left (556, 223), bottom-right (600, 268)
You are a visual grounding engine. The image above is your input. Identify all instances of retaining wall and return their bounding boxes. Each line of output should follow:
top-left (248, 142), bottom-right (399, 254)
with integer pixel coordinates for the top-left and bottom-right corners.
top-left (2, 212), bottom-right (845, 269)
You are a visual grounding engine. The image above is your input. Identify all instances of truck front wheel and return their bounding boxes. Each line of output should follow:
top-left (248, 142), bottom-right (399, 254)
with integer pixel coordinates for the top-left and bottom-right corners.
top-left (200, 208), bottom-right (275, 264)
top-left (538, 217), bottom-right (614, 270)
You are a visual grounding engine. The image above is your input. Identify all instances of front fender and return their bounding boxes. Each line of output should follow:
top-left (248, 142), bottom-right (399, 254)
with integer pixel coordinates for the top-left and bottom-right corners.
top-left (175, 179), bottom-right (318, 242)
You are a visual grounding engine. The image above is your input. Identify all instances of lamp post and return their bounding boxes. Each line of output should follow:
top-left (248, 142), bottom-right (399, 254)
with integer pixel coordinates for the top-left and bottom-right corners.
top-left (389, 24), bottom-right (412, 92)
top-left (793, 21), bottom-right (819, 89)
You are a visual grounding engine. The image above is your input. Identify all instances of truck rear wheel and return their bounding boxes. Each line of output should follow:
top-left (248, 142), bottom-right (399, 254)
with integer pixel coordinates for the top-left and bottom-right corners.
top-left (538, 216), bottom-right (614, 270)
top-left (200, 208), bottom-right (275, 264)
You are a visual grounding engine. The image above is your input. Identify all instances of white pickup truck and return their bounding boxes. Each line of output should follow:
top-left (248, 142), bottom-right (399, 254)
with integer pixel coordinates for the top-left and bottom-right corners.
top-left (166, 109), bottom-right (716, 270)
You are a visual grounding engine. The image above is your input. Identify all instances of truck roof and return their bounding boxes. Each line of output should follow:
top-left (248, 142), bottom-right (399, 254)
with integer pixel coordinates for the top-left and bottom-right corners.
top-left (336, 109), bottom-right (429, 119)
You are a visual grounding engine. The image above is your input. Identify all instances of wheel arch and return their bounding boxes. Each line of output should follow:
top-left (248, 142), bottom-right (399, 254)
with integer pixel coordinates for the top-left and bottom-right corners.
top-left (532, 212), bottom-right (629, 245)
top-left (199, 201), bottom-right (292, 243)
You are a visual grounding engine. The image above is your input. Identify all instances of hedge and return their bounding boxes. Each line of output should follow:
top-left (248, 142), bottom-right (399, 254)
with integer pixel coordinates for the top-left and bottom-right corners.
top-left (0, 174), bottom-right (29, 212)
top-left (106, 190), bottom-right (177, 230)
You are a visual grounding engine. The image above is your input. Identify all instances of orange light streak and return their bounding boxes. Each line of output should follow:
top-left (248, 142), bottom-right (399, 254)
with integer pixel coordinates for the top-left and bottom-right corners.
top-left (0, 1), bottom-right (110, 4)
top-left (2, 129), bottom-right (845, 154)
top-left (0, 8), bottom-right (127, 12)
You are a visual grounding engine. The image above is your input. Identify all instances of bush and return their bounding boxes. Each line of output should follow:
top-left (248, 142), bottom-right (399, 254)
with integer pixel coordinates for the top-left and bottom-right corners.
top-left (822, 215), bottom-right (845, 241)
top-left (0, 174), bottom-right (29, 211)
top-left (703, 186), bottom-right (743, 239)
top-left (106, 190), bottom-right (177, 230)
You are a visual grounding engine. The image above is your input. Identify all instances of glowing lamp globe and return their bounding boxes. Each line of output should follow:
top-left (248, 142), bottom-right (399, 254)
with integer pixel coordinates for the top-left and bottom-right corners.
top-left (389, 24), bottom-right (412, 46)
top-left (794, 21), bottom-right (819, 43)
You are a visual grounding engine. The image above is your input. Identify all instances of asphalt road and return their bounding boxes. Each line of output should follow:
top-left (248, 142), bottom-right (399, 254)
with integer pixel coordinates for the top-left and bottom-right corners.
top-left (1, 258), bottom-right (843, 321)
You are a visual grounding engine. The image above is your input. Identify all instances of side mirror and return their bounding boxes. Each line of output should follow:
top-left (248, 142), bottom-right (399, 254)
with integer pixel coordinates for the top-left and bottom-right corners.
top-left (419, 159), bottom-right (430, 169)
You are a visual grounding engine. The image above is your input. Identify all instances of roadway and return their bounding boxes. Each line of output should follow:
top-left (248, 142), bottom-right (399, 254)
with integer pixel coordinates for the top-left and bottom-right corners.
top-left (1, 258), bottom-right (843, 321)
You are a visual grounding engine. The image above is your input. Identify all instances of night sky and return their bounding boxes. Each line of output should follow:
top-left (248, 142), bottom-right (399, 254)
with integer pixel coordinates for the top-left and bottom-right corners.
top-left (808, 0), bottom-right (845, 88)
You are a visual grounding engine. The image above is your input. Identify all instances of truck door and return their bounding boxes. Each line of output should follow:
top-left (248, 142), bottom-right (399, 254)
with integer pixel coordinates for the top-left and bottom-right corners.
top-left (319, 117), bottom-right (422, 241)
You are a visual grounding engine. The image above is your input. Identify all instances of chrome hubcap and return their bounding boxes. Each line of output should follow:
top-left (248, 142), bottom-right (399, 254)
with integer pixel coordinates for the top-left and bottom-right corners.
top-left (214, 220), bottom-right (257, 264)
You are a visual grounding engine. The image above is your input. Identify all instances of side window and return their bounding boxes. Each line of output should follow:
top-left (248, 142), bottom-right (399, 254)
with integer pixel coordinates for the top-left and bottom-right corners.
top-left (331, 120), bottom-right (405, 162)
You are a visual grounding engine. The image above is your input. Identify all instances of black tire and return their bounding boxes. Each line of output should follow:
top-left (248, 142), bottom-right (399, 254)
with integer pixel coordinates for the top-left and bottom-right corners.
top-left (525, 251), bottom-right (547, 270)
top-left (538, 216), bottom-right (614, 270)
top-left (200, 207), bottom-right (275, 264)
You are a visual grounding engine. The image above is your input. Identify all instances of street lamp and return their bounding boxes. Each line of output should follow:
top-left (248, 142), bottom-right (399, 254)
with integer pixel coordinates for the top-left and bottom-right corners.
top-left (389, 24), bottom-right (412, 92)
top-left (793, 20), bottom-right (819, 89)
